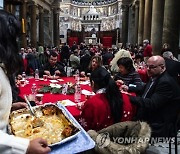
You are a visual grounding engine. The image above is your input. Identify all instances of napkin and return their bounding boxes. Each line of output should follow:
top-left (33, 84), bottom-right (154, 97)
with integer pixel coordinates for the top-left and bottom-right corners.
top-left (58, 100), bottom-right (76, 106)
top-left (79, 80), bottom-right (90, 85)
top-left (81, 89), bottom-right (95, 96)
top-left (49, 83), bottom-right (61, 88)
top-left (49, 80), bottom-right (58, 83)
top-left (57, 79), bottom-right (64, 82)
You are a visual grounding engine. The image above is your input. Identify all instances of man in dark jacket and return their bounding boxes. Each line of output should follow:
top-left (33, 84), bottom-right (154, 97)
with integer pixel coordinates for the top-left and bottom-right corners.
top-left (43, 51), bottom-right (66, 77)
top-left (130, 56), bottom-right (180, 137)
top-left (162, 51), bottom-right (180, 83)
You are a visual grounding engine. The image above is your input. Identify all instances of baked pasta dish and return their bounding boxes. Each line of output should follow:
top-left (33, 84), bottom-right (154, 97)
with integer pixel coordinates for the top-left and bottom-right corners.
top-left (9, 104), bottom-right (79, 145)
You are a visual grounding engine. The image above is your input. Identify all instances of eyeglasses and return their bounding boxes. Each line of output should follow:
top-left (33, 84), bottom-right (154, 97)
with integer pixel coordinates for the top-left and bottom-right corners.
top-left (146, 64), bottom-right (164, 69)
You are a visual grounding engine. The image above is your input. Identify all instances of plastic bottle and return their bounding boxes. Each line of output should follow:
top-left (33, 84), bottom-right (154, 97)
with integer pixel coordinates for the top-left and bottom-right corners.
top-left (74, 82), bottom-right (81, 103)
top-left (62, 84), bottom-right (68, 95)
top-left (35, 69), bottom-right (39, 80)
top-left (22, 72), bottom-right (26, 80)
top-left (31, 83), bottom-right (37, 94)
top-left (75, 69), bottom-right (80, 82)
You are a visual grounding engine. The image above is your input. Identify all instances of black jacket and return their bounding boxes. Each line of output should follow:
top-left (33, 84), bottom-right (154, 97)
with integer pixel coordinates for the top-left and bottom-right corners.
top-left (165, 58), bottom-right (180, 82)
top-left (130, 71), bottom-right (180, 137)
top-left (43, 62), bottom-right (66, 77)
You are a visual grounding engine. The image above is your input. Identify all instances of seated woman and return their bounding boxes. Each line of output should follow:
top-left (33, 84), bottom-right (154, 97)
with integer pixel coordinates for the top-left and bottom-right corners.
top-left (78, 67), bottom-right (136, 131)
top-left (80, 55), bottom-right (102, 79)
top-left (114, 57), bottom-right (143, 94)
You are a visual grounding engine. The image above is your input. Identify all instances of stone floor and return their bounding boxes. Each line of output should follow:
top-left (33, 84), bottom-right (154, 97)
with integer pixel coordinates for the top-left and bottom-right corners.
top-left (146, 131), bottom-right (180, 154)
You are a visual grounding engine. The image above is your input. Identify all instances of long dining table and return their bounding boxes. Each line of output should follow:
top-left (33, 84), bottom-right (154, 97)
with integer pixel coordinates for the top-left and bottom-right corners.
top-left (19, 77), bottom-right (92, 118)
top-left (19, 76), bottom-right (136, 121)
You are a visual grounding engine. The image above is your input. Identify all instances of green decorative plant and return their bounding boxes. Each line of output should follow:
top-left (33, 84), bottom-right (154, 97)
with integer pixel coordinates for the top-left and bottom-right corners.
top-left (38, 83), bottom-right (75, 94)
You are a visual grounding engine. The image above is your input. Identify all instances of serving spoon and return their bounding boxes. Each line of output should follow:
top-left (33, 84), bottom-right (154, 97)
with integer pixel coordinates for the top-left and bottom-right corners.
top-left (24, 95), bottom-right (44, 127)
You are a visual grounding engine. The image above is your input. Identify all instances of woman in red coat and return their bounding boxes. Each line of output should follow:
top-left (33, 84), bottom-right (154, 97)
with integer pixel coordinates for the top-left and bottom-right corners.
top-left (78, 67), bottom-right (136, 131)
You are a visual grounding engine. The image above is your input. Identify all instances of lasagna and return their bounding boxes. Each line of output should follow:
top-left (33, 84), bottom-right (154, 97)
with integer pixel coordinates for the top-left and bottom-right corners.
top-left (9, 104), bottom-right (79, 145)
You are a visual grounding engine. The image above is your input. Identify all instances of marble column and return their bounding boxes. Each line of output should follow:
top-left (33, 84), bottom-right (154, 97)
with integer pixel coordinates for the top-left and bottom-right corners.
top-left (143, 0), bottom-right (153, 41)
top-left (30, 3), bottom-right (37, 48)
top-left (138, 0), bottom-right (145, 44)
top-left (151, 0), bottom-right (165, 55)
top-left (39, 6), bottom-right (44, 47)
top-left (121, 5), bottom-right (129, 46)
top-left (43, 11), bottom-right (51, 47)
top-left (134, 0), bottom-right (139, 45)
top-left (162, 0), bottom-right (180, 56)
top-left (53, 8), bottom-right (60, 48)
top-left (21, 0), bottom-right (27, 48)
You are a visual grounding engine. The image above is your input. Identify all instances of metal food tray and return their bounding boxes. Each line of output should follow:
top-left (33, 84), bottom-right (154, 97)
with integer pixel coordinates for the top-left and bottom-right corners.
top-left (9, 103), bottom-right (80, 146)
top-left (50, 102), bottom-right (95, 154)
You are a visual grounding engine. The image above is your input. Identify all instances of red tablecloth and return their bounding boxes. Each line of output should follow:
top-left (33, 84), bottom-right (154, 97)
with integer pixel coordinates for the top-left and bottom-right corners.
top-left (19, 77), bottom-right (136, 121)
top-left (19, 77), bottom-right (92, 118)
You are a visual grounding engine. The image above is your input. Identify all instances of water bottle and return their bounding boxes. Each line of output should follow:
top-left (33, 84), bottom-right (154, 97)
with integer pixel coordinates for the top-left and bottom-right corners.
top-left (35, 69), bottom-right (39, 80)
top-left (75, 69), bottom-right (80, 82)
top-left (31, 83), bottom-right (37, 94)
top-left (22, 72), bottom-right (26, 80)
top-left (74, 82), bottom-right (81, 103)
top-left (62, 84), bottom-right (68, 95)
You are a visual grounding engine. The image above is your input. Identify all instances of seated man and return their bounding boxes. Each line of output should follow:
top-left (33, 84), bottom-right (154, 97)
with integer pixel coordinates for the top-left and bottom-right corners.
top-left (43, 51), bottom-right (66, 77)
top-left (69, 49), bottom-right (80, 73)
top-left (130, 56), bottom-right (180, 137)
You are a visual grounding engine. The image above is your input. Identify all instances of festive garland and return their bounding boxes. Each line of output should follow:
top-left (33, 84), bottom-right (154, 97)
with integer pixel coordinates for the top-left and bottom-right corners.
top-left (38, 83), bottom-right (75, 94)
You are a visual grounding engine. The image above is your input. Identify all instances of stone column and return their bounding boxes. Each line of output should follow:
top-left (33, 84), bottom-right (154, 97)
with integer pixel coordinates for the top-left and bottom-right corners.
top-left (116, 28), bottom-right (120, 45)
top-left (53, 8), bottom-right (60, 47)
top-left (121, 5), bottom-right (129, 46)
top-left (82, 25), bottom-right (85, 42)
top-left (21, 0), bottom-right (27, 48)
top-left (30, 2), bottom-right (37, 48)
top-left (162, 0), bottom-right (180, 56)
top-left (138, 0), bottom-right (145, 44)
top-left (143, 0), bottom-right (153, 41)
top-left (98, 24), bottom-right (101, 43)
top-left (134, 0), bottom-right (139, 45)
top-left (39, 6), bottom-right (44, 46)
top-left (128, 5), bottom-right (135, 44)
top-left (151, 0), bottom-right (165, 55)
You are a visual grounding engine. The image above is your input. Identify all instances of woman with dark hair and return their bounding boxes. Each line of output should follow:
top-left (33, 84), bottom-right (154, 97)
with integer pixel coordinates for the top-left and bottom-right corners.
top-left (79, 67), bottom-right (136, 131)
top-left (0, 10), bottom-right (50, 154)
top-left (114, 57), bottom-right (143, 94)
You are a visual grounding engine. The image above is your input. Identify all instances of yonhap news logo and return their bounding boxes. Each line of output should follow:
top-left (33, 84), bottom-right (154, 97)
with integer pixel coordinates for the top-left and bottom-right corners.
top-left (95, 132), bottom-right (175, 148)
top-left (96, 132), bottom-right (111, 148)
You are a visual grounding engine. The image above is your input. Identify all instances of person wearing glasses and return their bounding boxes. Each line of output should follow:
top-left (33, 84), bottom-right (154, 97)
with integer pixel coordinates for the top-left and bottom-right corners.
top-left (130, 55), bottom-right (180, 137)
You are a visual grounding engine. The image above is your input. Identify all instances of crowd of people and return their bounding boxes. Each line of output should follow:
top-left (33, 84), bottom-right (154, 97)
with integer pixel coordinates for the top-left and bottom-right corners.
top-left (0, 10), bottom-right (180, 154)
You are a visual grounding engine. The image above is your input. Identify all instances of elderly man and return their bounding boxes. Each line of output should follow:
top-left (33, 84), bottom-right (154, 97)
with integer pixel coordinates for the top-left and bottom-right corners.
top-left (130, 56), bottom-right (180, 137)
top-left (162, 51), bottom-right (180, 82)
